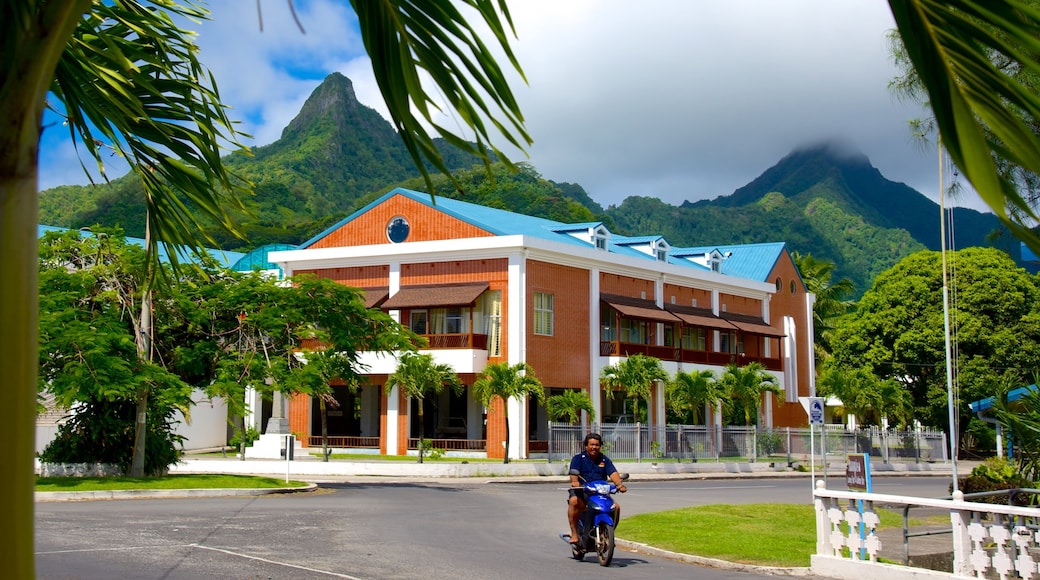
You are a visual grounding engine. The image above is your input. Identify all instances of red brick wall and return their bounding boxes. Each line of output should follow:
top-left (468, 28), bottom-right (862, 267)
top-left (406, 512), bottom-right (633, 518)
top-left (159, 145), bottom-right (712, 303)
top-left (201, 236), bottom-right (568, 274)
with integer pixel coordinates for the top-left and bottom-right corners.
top-left (600, 273), bottom-right (654, 299)
top-left (288, 393), bottom-right (310, 447)
top-left (485, 398), bottom-right (507, 460)
top-left (662, 284), bottom-right (711, 309)
top-left (296, 265), bottom-right (389, 287)
top-left (719, 293), bottom-right (762, 317)
top-left (526, 260), bottom-right (590, 389)
top-left (765, 251), bottom-right (812, 427)
top-left (308, 194), bottom-right (494, 248)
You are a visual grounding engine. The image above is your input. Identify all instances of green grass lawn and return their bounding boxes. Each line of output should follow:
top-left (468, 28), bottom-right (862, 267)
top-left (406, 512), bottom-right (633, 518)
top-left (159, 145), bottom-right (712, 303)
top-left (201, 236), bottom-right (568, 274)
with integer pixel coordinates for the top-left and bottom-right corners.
top-left (35, 474), bottom-right (308, 492)
top-left (619, 503), bottom-right (914, 567)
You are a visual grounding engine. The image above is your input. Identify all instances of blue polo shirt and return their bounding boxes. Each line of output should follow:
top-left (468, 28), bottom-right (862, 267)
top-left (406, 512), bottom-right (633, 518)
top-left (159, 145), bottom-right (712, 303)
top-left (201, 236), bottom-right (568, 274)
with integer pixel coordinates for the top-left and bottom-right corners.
top-left (569, 452), bottom-right (617, 483)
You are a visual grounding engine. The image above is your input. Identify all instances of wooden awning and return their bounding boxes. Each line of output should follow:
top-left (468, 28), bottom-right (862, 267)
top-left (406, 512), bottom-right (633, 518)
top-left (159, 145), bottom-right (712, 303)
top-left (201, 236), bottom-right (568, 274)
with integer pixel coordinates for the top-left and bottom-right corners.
top-left (601, 294), bottom-right (681, 323)
top-left (664, 305), bottom-right (737, 330)
top-left (360, 287), bottom-right (389, 309)
top-left (382, 282), bottom-right (490, 309)
top-left (722, 314), bottom-right (786, 337)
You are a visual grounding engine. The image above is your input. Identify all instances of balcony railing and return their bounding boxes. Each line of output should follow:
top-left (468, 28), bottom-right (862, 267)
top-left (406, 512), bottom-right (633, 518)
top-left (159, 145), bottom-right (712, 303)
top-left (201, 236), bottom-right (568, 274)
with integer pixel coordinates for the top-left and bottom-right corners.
top-left (306, 436), bottom-right (380, 448)
top-left (600, 341), bottom-right (783, 371)
top-left (407, 438), bottom-right (486, 451)
top-left (416, 333), bottom-right (488, 350)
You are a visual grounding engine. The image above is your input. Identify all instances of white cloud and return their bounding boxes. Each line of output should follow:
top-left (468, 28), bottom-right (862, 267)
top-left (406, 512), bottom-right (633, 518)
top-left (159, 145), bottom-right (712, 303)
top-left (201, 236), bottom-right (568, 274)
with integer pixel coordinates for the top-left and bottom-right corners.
top-left (37, 0), bottom-right (989, 214)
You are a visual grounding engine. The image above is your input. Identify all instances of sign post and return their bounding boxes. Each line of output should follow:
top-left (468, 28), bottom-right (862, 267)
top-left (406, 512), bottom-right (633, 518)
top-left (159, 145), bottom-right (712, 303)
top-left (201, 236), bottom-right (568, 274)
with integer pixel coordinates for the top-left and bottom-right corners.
top-left (846, 453), bottom-right (873, 559)
top-left (804, 397), bottom-right (825, 493)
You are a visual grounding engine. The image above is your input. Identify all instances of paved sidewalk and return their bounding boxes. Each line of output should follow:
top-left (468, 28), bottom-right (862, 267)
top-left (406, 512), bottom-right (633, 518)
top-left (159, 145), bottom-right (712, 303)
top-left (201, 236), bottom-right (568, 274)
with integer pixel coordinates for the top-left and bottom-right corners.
top-left (164, 454), bottom-right (966, 483)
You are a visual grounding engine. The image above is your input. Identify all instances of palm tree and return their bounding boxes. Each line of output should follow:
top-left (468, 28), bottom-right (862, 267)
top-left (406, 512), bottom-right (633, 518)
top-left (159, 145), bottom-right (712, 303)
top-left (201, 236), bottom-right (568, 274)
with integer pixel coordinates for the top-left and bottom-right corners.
top-left (791, 251), bottom-right (855, 363)
top-left (667, 369), bottom-right (723, 425)
top-left (667, 369), bottom-right (724, 459)
top-left (546, 389), bottom-right (596, 425)
top-left (600, 354), bottom-right (669, 443)
top-left (4, 2), bottom-right (528, 572)
top-left (385, 352), bottom-right (462, 463)
top-left (472, 362), bottom-right (544, 464)
top-left (720, 363), bottom-right (782, 428)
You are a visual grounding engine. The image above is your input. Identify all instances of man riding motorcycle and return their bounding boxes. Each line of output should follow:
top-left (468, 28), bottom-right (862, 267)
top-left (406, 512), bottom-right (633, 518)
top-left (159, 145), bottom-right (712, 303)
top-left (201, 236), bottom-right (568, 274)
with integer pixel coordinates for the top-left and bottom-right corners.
top-left (567, 432), bottom-right (627, 545)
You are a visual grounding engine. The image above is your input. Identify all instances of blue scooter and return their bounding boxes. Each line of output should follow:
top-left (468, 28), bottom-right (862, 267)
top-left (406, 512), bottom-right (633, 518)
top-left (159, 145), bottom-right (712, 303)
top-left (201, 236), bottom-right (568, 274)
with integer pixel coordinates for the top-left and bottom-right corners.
top-left (560, 469), bottom-right (629, 566)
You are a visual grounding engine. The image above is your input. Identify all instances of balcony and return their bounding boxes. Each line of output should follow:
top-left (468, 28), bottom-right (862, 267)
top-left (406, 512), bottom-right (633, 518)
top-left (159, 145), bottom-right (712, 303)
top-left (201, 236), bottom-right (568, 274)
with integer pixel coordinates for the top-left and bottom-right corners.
top-left (600, 341), bottom-right (783, 371)
top-left (416, 332), bottom-right (488, 350)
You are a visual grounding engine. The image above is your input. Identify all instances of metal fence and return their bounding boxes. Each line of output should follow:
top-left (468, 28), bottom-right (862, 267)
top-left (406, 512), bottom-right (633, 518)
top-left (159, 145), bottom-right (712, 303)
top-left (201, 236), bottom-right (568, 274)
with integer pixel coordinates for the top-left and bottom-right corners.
top-left (546, 422), bottom-right (948, 464)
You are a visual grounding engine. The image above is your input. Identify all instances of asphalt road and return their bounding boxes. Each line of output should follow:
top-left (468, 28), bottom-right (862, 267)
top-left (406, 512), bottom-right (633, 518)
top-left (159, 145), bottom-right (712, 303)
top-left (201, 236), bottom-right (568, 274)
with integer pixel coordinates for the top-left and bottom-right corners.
top-left (35, 476), bottom-right (952, 579)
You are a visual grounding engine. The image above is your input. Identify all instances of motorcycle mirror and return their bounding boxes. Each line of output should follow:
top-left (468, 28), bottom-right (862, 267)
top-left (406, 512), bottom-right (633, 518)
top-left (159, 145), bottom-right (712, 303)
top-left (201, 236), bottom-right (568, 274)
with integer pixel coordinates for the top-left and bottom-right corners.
top-left (620, 473), bottom-right (630, 481)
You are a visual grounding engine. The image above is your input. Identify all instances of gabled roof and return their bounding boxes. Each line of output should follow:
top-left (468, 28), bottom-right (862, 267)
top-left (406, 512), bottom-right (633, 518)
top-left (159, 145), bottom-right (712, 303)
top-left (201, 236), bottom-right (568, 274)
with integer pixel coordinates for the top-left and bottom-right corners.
top-left (302, 188), bottom-right (797, 286)
top-left (670, 242), bottom-right (790, 283)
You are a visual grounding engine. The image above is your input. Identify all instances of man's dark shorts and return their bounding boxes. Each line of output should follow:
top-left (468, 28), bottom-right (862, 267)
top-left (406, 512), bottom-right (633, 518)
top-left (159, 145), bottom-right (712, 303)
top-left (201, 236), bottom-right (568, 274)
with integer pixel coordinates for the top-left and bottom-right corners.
top-left (568, 488), bottom-right (587, 502)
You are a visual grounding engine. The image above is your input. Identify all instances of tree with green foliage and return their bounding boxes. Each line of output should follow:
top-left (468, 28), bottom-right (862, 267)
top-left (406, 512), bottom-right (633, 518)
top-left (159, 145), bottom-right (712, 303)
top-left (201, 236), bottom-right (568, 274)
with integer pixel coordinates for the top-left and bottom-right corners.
top-left (829, 248), bottom-right (1040, 447)
top-left (5, 2), bottom-right (528, 572)
top-left (473, 362), bottom-right (545, 463)
top-left (600, 354), bottom-right (668, 436)
top-left (38, 229), bottom-right (196, 475)
top-left (546, 389), bottom-right (596, 425)
top-left (719, 363), bottom-right (782, 428)
top-left (792, 251), bottom-right (855, 363)
top-left (816, 365), bottom-right (914, 428)
top-left (385, 353), bottom-right (463, 463)
top-left (667, 369), bottom-right (724, 426)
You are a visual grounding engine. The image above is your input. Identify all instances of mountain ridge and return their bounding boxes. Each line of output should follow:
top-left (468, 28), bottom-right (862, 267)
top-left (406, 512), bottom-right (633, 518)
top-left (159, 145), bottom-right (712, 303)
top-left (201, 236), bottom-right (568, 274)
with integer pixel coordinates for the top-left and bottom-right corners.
top-left (38, 73), bottom-right (1016, 296)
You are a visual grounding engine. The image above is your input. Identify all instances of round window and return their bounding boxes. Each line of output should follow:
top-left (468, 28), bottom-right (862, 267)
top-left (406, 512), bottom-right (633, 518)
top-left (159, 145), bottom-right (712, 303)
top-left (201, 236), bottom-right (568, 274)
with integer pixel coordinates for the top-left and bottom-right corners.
top-left (386, 216), bottom-right (410, 243)
top-left (775, 277), bottom-right (782, 291)
top-left (790, 280), bottom-right (796, 294)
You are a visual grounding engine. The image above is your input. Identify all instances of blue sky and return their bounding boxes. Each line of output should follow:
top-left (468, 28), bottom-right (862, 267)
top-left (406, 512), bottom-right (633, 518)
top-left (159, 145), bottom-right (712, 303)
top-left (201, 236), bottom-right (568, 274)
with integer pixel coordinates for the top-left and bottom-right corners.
top-left (38, 1), bottom-right (986, 213)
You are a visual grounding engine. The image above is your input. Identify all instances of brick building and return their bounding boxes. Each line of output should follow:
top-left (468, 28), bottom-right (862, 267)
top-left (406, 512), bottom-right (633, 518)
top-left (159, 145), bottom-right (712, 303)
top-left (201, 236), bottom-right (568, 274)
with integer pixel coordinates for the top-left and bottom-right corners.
top-left (269, 188), bottom-right (815, 460)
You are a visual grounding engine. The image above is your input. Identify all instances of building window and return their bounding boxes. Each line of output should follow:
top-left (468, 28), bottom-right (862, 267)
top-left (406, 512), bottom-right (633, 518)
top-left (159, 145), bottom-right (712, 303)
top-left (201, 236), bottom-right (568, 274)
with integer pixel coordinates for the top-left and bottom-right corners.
top-left (595, 235), bottom-right (607, 250)
top-left (620, 318), bottom-right (650, 344)
top-left (720, 330), bottom-right (736, 354)
top-left (477, 291), bottom-right (502, 356)
top-left (656, 248), bottom-right (667, 261)
top-left (410, 310), bottom-right (428, 334)
top-left (681, 327), bottom-right (706, 351)
top-left (534, 292), bottom-right (554, 336)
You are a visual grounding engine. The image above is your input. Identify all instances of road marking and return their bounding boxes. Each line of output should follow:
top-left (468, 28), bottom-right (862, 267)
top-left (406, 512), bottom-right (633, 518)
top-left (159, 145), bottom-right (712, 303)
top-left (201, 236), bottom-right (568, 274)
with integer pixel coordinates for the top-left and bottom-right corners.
top-left (37, 543), bottom-right (366, 579)
top-left (192, 544), bottom-right (366, 579)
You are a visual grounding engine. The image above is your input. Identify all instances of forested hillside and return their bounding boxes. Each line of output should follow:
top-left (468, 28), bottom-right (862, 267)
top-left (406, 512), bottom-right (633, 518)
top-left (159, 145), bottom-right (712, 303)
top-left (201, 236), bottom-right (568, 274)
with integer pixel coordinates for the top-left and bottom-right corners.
top-left (38, 75), bottom-right (1016, 297)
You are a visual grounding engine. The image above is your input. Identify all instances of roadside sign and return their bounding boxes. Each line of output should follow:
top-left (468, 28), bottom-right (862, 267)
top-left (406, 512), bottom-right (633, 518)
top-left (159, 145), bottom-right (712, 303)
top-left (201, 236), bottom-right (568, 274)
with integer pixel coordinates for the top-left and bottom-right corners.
top-left (809, 397), bottom-right (824, 426)
top-left (846, 453), bottom-right (872, 492)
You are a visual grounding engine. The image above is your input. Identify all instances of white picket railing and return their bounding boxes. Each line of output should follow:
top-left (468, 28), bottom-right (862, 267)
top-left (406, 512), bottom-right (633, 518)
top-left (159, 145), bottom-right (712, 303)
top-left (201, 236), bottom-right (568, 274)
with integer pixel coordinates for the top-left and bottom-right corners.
top-left (813, 480), bottom-right (1040, 580)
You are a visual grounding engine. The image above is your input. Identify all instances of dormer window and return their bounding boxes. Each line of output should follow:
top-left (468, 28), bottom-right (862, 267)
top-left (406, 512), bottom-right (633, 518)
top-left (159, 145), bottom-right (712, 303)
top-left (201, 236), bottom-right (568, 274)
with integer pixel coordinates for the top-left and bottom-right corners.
top-left (594, 226), bottom-right (609, 250)
top-left (653, 239), bottom-right (670, 262)
top-left (707, 249), bottom-right (731, 273)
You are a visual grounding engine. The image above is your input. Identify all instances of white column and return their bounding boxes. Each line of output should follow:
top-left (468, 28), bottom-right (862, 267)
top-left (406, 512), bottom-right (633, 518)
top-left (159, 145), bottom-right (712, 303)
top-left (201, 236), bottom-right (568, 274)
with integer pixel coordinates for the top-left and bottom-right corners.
top-left (589, 267), bottom-right (602, 426)
top-left (386, 385), bottom-right (400, 455)
top-left (508, 397), bottom-right (523, 459)
top-left (507, 251), bottom-right (526, 459)
top-left (388, 261), bottom-right (401, 324)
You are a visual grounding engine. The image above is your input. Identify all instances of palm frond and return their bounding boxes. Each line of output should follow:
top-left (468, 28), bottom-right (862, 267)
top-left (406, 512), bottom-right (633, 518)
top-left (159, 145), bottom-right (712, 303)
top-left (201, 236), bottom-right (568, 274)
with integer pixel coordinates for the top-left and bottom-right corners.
top-left (890, 0), bottom-right (1040, 251)
top-left (352, 0), bottom-right (531, 195)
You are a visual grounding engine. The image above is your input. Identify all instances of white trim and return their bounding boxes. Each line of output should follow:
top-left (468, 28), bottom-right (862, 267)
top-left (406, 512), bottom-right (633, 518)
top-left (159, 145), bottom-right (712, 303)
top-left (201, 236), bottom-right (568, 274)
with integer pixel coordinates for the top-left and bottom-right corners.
top-left (590, 268), bottom-right (602, 424)
top-left (270, 235), bottom-right (775, 299)
top-left (386, 384), bottom-right (399, 455)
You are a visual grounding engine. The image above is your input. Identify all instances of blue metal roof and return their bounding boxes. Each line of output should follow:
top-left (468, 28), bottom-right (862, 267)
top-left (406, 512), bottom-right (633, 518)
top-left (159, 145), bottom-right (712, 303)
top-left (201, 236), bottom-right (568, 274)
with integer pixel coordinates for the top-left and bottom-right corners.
top-left (37, 225), bottom-right (245, 268)
top-left (230, 244), bottom-right (297, 274)
top-left (670, 242), bottom-right (789, 283)
top-left (970, 384), bottom-right (1037, 413)
top-left (302, 188), bottom-right (796, 285)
